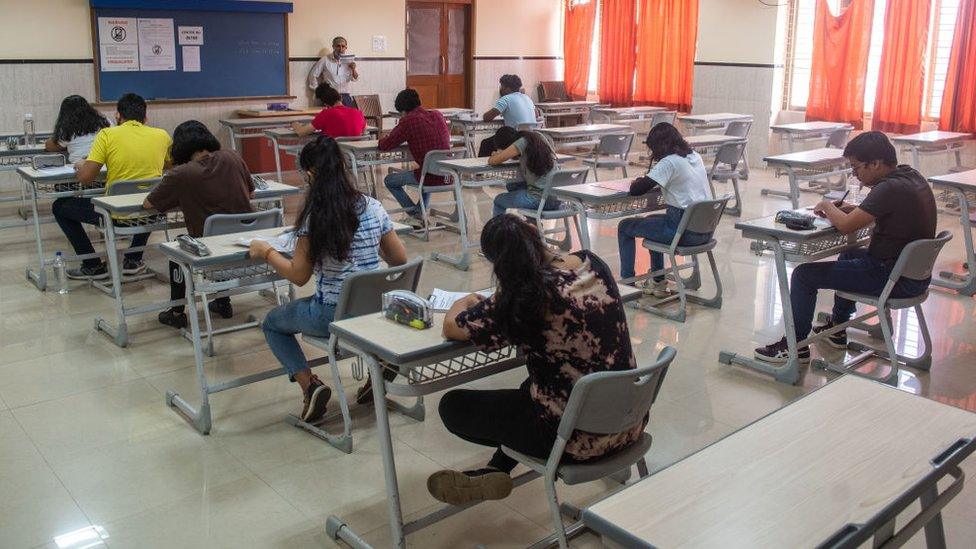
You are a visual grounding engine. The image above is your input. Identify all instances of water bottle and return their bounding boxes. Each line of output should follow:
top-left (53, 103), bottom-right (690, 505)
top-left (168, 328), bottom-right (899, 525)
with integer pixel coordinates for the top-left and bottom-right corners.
top-left (23, 113), bottom-right (35, 146)
top-left (53, 251), bottom-right (68, 294)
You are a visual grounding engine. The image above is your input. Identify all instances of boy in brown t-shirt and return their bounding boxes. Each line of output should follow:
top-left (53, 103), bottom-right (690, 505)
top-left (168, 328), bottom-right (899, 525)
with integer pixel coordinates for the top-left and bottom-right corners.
top-left (144, 120), bottom-right (255, 329)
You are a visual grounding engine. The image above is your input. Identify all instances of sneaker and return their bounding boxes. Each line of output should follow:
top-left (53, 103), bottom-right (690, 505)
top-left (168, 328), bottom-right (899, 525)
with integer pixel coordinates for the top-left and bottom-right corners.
top-left (301, 379), bottom-right (332, 423)
top-left (208, 298), bottom-right (233, 319)
top-left (122, 259), bottom-right (147, 276)
top-left (355, 366), bottom-right (399, 405)
top-left (811, 320), bottom-right (848, 349)
top-left (66, 263), bottom-right (109, 280)
top-left (427, 467), bottom-right (514, 505)
top-left (158, 307), bottom-right (188, 329)
top-left (754, 337), bottom-right (811, 364)
top-left (639, 279), bottom-right (672, 298)
top-left (397, 212), bottom-right (425, 228)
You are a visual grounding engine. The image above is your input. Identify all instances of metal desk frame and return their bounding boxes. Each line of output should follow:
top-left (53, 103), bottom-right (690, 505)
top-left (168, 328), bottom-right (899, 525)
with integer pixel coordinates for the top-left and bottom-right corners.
top-left (449, 117), bottom-right (504, 157)
top-left (892, 131), bottom-right (973, 174)
top-left (763, 148), bottom-right (851, 209)
top-left (930, 170), bottom-right (976, 296)
top-left (770, 122), bottom-right (853, 152)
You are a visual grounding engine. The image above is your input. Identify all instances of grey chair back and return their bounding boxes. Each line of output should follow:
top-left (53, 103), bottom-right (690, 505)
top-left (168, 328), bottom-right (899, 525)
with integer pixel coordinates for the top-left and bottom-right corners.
top-left (539, 167), bottom-right (588, 203)
top-left (725, 120), bottom-right (752, 137)
top-left (713, 141), bottom-right (747, 169)
top-left (419, 147), bottom-right (467, 183)
top-left (203, 208), bottom-right (283, 237)
top-left (333, 257), bottom-right (424, 322)
top-left (676, 196), bottom-right (730, 236)
top-left (826, 128), bottom-right (851, 149)
top-left (649, 111), bottom-right (677, 127)
top-left (556, 347), bottom-right (675, 440)
top-left (889, 230), bottom-right (952, 282)
top-left (106, 177), bottom-right (161, 196)
top-left (597, 133), bottom-right (634, 157)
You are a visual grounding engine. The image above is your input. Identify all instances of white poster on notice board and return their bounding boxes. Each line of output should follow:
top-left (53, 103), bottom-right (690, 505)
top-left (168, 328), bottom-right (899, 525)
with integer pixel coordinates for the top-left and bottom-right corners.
top-left (98, 17), bottom-right (137, 45)
top-left (178, 26), bottom-right (203, 45)
top-left (137, 18), bottom-right (176, 71)
top-left (182, 46), bottom-right (201, 72)
top-left (99, 44), bottom-right (139, 72)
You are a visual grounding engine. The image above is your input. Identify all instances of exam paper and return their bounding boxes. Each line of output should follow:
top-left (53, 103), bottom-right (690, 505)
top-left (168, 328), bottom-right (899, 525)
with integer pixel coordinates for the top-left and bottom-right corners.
top-left (235, 231), bottom-right (296, 254)
top-left (38, 165), bottom-right (76, 176)
top-left (428, 288), bottom-right (494, 311)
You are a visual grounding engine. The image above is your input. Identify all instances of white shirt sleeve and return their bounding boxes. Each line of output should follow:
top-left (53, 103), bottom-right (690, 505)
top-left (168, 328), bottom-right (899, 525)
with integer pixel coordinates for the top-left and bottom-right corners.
top-left (307, 56), bottom-right (329, 90)
top-left (648, 156), bottom-right (676, 188)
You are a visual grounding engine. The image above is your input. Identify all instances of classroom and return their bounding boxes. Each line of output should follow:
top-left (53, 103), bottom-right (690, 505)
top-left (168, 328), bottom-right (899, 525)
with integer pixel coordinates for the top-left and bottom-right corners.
top-left (1, 0), bottom-right (975, 547)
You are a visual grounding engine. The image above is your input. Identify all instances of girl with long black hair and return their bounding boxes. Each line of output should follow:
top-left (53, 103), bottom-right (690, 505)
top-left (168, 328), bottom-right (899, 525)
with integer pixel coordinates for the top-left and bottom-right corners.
top-left (44, 95), bottom-right (110, 163)
top-left (427, 214), bottom-right (641, 506)
top-left (487, 127), bottom-right (562, 217)
top-left (250, 135), bottom-right (408, 422)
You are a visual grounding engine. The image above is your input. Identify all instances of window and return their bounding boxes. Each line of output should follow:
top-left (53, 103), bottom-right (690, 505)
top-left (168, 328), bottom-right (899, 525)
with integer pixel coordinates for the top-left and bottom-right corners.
top-left (784, 0), bottom-right (961, 120)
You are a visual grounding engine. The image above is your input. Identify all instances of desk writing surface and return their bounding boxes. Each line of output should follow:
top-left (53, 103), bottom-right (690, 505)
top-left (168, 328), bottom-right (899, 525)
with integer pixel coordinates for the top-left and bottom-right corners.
top-left (17, 166), bottom-right (107, 182)
top-left (929, 169), bottom-right (976, 190)
top-left (92, 181), bottom-right (298, 214)
top-left (594, 106), bottom-right (665, 114)
top-left (329, 312), bottom-right (469, 365)
top-left (735, 212), bottom-right (835, 241)
top-left (535, 101), bottom-right (599, 109)
top-left (538, 124), bottom-right (632, 136)
top-left (437, 154), bottom-right (575, 172)
top-left (763, 147), bottom-right (847, 167)
top-left (159, 226), bottom-right (287, 267)
top-left (552, 182), bottom-right (628, 201)
top-left (892, 131), bottom-right (972, 144)
top-left (220, 115), bottom-right (315, 129)
top-left (769, 121), bottom-right (852, 132)
top-left (584, 375), bottom-right (976, 549)
top-left (679, 113), bottom-right (752, 123)
top-left (685, 134), bottom-right (741, 147)
top-left (234, 108), bottom-right (321, 118)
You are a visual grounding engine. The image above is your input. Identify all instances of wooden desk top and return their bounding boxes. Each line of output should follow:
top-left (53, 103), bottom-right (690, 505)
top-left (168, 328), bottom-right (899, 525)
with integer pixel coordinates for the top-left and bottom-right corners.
top-left (892, 131), bottom-right (973, 144)
top-left (92, 181), bottom-right (298, 214)
top-left (763, 147), bottom-right (847, 167)
top-left (584, 375), bottom-right (976, 548)
top-left (679, 113), bottom-right (752, 124)
top-left (219, 115), bottom-right (315, 128)
top-left (538, 124), bottom-right (633, 136)
top-left (234, 108), bottom-right (321, 118)
top-left (929, 169), bottom-right (976, 191)
top-left (769, 121), bottom-right (853, 132)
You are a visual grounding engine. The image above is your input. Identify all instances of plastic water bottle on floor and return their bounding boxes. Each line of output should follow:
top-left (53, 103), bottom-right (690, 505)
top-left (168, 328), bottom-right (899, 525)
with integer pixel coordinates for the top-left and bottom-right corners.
top-left (53, 251), bottom-right (68, 294)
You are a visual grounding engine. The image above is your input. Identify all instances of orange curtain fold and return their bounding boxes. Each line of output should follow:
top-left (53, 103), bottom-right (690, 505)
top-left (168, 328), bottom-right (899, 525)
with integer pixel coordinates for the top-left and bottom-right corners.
top-left (872, 0), bottom-right (931, 134)
top-left (807, 0), bottom-right (876, 129)
top-left (633, 0), bottom-right (698, 112)
top-left (598, 0), bottom-right (637, 106)
top-left (939, 0), bottom-right (976, 132)
top-left (563, 0), bottom-right (597, 100)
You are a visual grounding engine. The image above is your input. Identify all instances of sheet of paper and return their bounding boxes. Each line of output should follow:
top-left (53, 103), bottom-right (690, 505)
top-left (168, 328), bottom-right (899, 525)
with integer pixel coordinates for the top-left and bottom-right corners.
top-left (138, 18), bottom-right (176, 71)
top-left (98, 17), bottom-right (136, 45)
top-left (100, 44), bottom-right (139, 72)
top-left (234, 231), bottom-right (296, 254)
top-left (37, 165), bottom-right (76, 176)
top-left (182, 46), bottom-right (201, 72)
top-left (178, 26), bottom-right (203, 45)
top-left (428, 288), bottom-right (494, 311)
top-left (594, 180), bottom-right (633, 193)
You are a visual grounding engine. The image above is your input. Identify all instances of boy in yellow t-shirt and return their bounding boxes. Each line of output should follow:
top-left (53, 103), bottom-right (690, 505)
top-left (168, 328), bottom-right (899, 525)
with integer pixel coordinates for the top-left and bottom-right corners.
top-left (52, 93), bottom-right (171, 280)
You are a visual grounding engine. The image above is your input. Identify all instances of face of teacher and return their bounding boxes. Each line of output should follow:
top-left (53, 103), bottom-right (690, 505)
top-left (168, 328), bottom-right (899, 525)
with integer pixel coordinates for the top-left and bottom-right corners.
top-left (332, 40), bottom-right (348, 55)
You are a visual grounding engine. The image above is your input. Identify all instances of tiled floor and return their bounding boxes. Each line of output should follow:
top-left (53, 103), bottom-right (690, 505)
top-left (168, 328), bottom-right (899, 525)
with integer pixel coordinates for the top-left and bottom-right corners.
top-left (0, 159), bottom-right (974, 549)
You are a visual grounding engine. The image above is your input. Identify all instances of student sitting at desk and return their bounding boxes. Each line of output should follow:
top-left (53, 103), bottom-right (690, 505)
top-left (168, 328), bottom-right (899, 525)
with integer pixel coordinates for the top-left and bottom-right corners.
top-left (488, 127), bottom-right (562, 218)
top-left (290, 83), bottom-right (366, 138)
top-left (144, 121), bottom-right (255, 329)
top-left (53, 92), bottom-right (171, 280)
top-left (44, 95), bottom-right (110, 163)
top-left (250, 136), bottom-right (408, 423)
top-left (379, 88), bottom-right (452, 222)
top-left (428, 214), bottom-right (642, 505)
top-left (618, 123), bottom-right (713, 296)
top-left (478, 74), bottom-right (537, 156)
top-left (754, 131), bottom-right (935, 364)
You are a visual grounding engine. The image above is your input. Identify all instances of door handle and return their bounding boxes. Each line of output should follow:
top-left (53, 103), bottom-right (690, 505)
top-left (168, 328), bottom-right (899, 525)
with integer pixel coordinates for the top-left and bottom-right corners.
top-left (440, 55), bottom-right (446, 74)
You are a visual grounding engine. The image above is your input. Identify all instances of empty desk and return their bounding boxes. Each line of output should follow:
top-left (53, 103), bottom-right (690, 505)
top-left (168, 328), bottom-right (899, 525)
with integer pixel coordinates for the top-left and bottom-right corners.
top-left (892, 131), bottom-right (972, 174)
top-left (930, 169), bottom-right (976, 296)
top-left (678, 113), bottom-right (752, 135)
top-left (762, 148), bottom-right (850, 209)
top-left (769, 121), bottom-right (852, 152)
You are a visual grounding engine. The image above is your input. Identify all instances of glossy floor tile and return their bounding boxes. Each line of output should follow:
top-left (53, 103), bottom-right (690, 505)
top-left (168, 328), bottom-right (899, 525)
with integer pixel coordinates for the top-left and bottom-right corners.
top-left (1, 160), bottom-right (974, 548)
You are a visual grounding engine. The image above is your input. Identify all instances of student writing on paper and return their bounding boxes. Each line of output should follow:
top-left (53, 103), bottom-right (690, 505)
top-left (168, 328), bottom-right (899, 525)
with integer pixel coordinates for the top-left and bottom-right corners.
top-left (488, 127), bottom-right (562, 218)
top-left (754, 132), bottom-right (935, 364)
top-left (249, 136), bottom-right (408, 424)
top-left (44, 95), bottom-right (110, 164)
top-left (429, 214), bottom-right (641, 506)
top-left (53, 93), bottom-right (171, 280)
top-left (291, 83), bottom-right (366, 139)
top-left (617, 123), bottom-right (713, 296)
top-left (144, 121), bottom-right (255, 329)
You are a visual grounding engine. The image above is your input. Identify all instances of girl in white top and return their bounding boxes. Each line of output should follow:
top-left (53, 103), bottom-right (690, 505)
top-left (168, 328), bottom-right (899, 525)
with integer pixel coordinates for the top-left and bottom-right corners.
top-left (45, 95), bottom-right (110, 164)
top-left (617, 123), bottom-right (714, 294)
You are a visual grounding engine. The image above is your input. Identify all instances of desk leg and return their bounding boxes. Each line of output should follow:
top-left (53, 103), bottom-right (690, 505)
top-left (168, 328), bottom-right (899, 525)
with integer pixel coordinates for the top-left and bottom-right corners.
top-left (93, 211), bottom-right (129, 347)
top-left (271, 136), bottom-right (283, 184)
top-left (934, 187), bottom-right (976, 296)
top-left (166, 264), bottom-right (213, 435)
top-left (430, 172), bottom-right (471, 271)
top-left (575, 201), bottom-right (592, 251)
top-left (911, 146), bottom-right (921, 172)
top-left (718, 240), bottom-right (801, 384)
top-left (26, 185), bottom-right (47, 291)
top-left (760, 166), bottom-right (800, 208)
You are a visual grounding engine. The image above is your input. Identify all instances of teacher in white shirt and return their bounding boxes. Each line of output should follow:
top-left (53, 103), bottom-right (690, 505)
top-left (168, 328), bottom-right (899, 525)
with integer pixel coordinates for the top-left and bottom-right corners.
top-left (307, 36), bottom-right (359, 107)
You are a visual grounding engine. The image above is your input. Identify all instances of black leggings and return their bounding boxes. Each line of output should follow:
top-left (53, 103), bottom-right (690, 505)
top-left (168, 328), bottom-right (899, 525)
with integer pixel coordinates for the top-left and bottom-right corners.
top-left (169, 261), bottom-right (229, 313)
top-left (438, 380), bottom-right (559, 473)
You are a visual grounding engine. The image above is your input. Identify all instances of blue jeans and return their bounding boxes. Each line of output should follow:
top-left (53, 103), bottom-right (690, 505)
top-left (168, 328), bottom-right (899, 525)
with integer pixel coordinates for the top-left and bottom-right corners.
top-left (789, 248), bottom-right (930, 341)
top-left (618, 206), bottom-right (713, 280)
top-left (384, 170), bottom-right (431, 215)
top-left (340, 93), bottom-right (355, 108)
top-left (262, 296), bottom-right (336, 379)
top-left (52, 196), bottom-right (150, 268)
top-left (492, 188), bottom-right (560, 218)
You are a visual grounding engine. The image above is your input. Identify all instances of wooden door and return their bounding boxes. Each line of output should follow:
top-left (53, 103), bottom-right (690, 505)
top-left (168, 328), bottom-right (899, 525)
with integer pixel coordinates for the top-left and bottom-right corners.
top-left (406, 2), bottom-right (470, 108)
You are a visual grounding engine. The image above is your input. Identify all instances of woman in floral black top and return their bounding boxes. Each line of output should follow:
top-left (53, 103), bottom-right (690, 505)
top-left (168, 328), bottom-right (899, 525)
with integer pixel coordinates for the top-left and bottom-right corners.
top-left (427, 214), bottom-right (643, 506)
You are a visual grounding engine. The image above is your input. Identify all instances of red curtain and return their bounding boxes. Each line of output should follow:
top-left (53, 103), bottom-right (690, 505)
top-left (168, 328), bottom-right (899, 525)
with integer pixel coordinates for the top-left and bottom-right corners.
top-left (872, 0), bottom-right (931, 133)
top-left (598, 0), bottom-right (637, 106)
top-left (939, 0), bottom-right (976, 132)
top-left (563, 1), bottom-right (597, 100)
top-left (807, 0), bottom-right (875, 128)
top-left (633, 0), bottom-right (699, 112)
